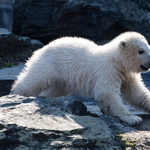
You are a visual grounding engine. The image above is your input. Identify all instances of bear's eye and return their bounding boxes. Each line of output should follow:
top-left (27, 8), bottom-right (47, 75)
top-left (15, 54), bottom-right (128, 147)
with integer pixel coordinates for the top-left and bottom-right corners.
top-left (138, 50), bottom-right (145, 55)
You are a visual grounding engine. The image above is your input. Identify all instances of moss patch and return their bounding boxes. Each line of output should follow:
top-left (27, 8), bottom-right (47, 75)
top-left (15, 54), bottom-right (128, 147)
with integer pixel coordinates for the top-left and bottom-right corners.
top-left (115, 134), bottom-right (136, 150)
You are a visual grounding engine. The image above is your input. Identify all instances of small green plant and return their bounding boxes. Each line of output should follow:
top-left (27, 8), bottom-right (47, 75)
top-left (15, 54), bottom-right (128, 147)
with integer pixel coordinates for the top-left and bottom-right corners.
top-left (116, 134), bottom-right (136, 149)
top-left (4, 61), bottom-right (14, 67)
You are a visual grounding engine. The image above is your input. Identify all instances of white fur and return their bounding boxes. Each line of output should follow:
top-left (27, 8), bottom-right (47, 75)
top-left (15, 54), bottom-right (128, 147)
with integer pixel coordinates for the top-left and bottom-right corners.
top-left (11, 32), bottom-right (150, 125)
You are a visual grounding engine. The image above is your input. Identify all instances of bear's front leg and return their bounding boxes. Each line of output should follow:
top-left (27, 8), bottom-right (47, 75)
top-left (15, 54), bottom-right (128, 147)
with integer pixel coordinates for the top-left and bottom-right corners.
top-left (96, 93), bottom-right (142, 125)
top-left (121, 75), bottom-right (150, 113)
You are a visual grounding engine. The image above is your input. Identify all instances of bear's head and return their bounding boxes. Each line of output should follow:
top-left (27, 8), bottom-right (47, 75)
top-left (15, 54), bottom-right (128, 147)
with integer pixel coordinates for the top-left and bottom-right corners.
top-left (119, 32), bottom-right (150, 73)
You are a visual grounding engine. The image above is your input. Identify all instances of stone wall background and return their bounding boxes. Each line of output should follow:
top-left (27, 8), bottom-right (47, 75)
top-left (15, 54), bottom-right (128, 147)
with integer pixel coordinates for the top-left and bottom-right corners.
top-left (12, 0), bottom-right (150, 44)
top-left (1, 0), bottom-right (150, 44)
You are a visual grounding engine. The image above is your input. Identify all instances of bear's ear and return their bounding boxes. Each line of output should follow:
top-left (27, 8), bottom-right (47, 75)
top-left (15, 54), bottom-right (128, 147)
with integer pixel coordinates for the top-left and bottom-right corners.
top-left (120, 41), bottom-right (126, 50)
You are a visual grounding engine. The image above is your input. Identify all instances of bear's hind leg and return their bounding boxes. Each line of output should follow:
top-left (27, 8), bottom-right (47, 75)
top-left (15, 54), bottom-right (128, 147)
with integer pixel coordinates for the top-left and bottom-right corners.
top-left (39, 84), bottom-right (67, 97)
top-left (11, 70), bottom-right (50, 97)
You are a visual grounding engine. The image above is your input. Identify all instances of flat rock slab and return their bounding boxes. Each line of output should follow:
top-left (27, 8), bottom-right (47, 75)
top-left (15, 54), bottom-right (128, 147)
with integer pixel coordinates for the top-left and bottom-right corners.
top-left (0, 95), bottom-right (117, 150)
top-left (0, 63), bottom-right (24, 80)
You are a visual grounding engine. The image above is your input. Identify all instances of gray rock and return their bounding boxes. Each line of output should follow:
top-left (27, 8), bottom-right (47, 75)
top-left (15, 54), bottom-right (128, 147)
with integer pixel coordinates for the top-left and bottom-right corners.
top-left (1, 94), bottom-right (150, 149)
top-left (13, 0), bottom-right (150, 44)
top-left (0, 80), bottom-right (14, 96)
top-left (12, 0), bottom-right (122, 44)
top-left (0, 28), bottom-right (43, 57)
top-left (0, 94), bottom-right (119, 150)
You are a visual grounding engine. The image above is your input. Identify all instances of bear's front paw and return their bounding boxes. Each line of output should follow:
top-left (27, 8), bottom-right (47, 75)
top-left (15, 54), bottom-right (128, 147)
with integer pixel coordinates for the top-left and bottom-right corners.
top-left (118, 114), bottom-right (143, 126)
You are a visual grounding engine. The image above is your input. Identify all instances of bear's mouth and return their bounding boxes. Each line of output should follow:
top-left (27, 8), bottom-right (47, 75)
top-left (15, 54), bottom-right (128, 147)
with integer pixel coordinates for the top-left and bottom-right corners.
top-left (140, 65), bottom-right (149, 71)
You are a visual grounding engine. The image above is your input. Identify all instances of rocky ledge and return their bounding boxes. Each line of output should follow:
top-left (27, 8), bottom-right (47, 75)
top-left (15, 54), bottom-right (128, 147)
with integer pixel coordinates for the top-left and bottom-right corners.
top-left (1, 94), bottom-right (150, 150)
top-left (0, 28), bottom-right (43, 69)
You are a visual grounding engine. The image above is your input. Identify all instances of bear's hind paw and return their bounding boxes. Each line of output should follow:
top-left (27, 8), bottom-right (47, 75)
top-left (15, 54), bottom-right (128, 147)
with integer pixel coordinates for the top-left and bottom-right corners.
top-left (118, 114), bottom-right (143, 126)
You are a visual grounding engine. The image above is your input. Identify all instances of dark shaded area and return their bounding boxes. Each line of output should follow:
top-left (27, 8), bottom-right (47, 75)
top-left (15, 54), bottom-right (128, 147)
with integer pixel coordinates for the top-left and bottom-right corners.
top-left (32, 131), bottom-right (61, 141)
top-left (0, 33), bottom-right (31, 57)
top-left (0, 125), bottom-right (23, 150)
top-left (0, 29), bottom-right (43, 68)
top-left (0, 80), bottom-right (14, 96)
top-left (141, 72), bottom-right (150, 88)
top-left (72, 139), bottom-right (96, 149)
top-left (13, 0), bottom-right (150, 44)
top-left (66, 100), bottom-right (87, 116)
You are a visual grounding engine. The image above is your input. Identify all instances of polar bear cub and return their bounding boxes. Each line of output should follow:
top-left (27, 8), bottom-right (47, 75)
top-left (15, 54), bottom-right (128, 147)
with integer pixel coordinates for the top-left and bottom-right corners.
top-left (11, 32), bottom-right (150, 125)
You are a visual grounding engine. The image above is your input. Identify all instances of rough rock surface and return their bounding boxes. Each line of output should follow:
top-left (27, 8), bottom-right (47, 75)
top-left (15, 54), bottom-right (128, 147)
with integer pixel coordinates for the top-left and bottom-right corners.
top-left (0, 28), bottom-right (43, 68)
top-left (13, 0), bottom-right (150, 44)
top-left (0, 95), bottom-right (118, 150)
top-left (1, 94), bottom-right (150, 149)
top-left (0, 28), bottom-right (43, 57)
